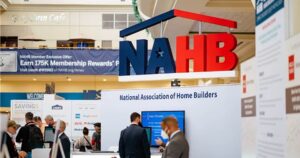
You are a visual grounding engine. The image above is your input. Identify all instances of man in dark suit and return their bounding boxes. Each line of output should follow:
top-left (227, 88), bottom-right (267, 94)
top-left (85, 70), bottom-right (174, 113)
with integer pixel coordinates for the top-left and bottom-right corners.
top-left (50, 120), bottom-right (70, 158)
top-left (119, 112), bottom-right (150, 158)
top-left (16, 112), bottom-right (43, 158)
top-left (159, 117), bottom-right (189, 158)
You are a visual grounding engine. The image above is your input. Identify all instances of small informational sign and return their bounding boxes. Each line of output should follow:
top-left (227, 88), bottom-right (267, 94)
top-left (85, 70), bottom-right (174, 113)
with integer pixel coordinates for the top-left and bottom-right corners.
top-left (255, 0), bottom-right (286, 157)
top-left (0, 51), bottom-right (17, 72)
top-left (285, 33), bottom-right (300, 158)
top-left (241, 57), bottom-right (256, 158)
top-left (10, 100), bottom-right (43, 125)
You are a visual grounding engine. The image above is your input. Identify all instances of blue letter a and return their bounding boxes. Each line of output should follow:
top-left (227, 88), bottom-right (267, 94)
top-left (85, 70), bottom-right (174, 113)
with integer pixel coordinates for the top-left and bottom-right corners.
top-left (119, 40), bottom-right (148, 76)
top-left (146, 38), bottom-right (175, 74)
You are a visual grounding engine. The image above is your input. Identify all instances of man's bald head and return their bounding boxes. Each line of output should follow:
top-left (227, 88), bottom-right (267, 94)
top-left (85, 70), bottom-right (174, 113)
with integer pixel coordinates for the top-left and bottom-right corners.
top-left (60, 120), bottom-right (66, 130)
top-left (161, 116), bottom-right (179, 129)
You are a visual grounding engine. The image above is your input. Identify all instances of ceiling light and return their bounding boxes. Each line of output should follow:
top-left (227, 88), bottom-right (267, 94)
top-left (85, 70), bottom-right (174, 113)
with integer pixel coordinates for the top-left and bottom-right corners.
top-left (66, 76), bottom-right (72, 81)
top-left (205, 80), bottom-right (212, 85)
top-left (103, 78), bottom-right (107, 82)
top-left (251, 0), bottom-right (255, 8)
top-left (33, 78), bottom-right (37, 81)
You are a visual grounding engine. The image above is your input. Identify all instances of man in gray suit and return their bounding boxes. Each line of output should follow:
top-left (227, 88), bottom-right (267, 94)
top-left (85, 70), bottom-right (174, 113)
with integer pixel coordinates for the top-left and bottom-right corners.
top-left (158, 116), bottom-right (189, 158)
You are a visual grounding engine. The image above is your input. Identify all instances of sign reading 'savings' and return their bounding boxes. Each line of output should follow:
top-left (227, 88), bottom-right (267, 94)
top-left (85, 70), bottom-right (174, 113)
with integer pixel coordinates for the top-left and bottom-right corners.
top-left (119, 9), bottom-right (238, 76)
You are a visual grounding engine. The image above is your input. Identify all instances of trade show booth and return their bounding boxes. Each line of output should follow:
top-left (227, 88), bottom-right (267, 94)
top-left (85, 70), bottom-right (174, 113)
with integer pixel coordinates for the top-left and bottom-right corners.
top-left (2, 0), bottom-right (300, 158)
top-left (10, 84), bottom-right (241, 158)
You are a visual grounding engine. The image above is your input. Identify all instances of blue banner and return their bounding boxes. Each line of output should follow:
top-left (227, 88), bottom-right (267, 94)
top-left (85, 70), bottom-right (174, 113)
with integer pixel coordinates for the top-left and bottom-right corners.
top-left (256, 0), bottom-right (284, 26)
top-left (0, 49), bottom-right (119, 75)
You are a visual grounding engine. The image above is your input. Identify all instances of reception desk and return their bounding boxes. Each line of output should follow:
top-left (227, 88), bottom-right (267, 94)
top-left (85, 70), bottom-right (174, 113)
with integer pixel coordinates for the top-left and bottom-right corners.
top-left (32, 149), bottom-right (161, 158)
top-left (72, 152), bottom-right (162, 158)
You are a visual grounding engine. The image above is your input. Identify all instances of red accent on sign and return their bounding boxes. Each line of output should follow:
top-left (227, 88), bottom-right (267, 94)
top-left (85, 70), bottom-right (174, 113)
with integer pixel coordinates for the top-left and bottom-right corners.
top-left (175, 34), bottom-right (238, 73)
top-left (119, 9), bottom-right (239, 76)
top-left (176, 35), bottom-right (206, 72)
top-left (289, 55), bottom-right (295, 81)
top-left (174, 9), bottom-right (237, 29)
top-left (243, 75), bottom-right (246, 94)
top-left (206, 34), bottom-right (238, 71)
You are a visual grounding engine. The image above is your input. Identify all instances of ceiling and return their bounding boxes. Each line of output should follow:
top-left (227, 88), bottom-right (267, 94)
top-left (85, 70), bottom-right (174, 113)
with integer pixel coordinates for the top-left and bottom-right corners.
top-left (0, 0), bottom-right (11, 10)
top-left (8, 0), bottom-right (131, 5)
top-left (0, 75), bottom-right (208, 85)
top-left (190, 11), bottom-right (255, 33)
top-left (0, 75), bottom-right (118, 82)
top-left (0, 0), bottom-right (255, 83)
top-left (138, 0), bottom-right (255, 63)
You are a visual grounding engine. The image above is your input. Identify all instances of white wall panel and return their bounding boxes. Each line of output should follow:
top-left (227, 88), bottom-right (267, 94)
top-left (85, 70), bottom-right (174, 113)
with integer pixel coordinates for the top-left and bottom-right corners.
top-left (100, 85), bottom-right (241, 158)
top-left (79, 12), bottom-right (101, 26)
top-left (69, 12), bottom-right (80, 26)
top-left (0, 8), bottom-right (153, 49)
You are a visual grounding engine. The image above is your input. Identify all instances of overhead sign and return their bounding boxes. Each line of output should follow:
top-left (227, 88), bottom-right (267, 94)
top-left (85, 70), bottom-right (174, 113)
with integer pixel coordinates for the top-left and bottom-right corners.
top-left (119, 9), bottom-right (238, 81)
top-left (256, 0), bottom-right (284, 25)
top-left (0, 49), bottom-right (119, 75)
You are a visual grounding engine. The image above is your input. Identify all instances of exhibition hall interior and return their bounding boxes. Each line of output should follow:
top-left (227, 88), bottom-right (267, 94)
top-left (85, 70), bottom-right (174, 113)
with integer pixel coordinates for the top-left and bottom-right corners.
top-left (0, 0), bottom-right (300, 158)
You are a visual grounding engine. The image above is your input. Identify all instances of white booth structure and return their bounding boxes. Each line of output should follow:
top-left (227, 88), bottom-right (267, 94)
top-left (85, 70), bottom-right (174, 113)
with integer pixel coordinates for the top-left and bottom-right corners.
top-left (11, 84), bottom-right (241, 158)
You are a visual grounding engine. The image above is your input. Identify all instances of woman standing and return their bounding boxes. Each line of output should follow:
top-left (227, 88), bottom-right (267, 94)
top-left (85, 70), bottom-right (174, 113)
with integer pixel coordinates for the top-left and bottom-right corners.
top-left (34, 116), bottom-right (45, 137)
top-left (75, 127), bottom-right (92, 151)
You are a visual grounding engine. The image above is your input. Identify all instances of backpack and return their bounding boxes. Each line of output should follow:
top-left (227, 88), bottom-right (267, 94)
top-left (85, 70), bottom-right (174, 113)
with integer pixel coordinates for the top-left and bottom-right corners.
top-left (79, 136), bottom-right (92, 152)
top-left (27, 125), bottom-right (44, 150)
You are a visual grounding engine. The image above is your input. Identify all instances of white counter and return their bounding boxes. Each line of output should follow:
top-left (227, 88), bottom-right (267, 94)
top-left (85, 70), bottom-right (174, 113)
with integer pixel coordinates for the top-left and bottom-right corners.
top-left (32, 148), bottom-right (161, 158)
top-left (72, 152), bottom-right (161, 158)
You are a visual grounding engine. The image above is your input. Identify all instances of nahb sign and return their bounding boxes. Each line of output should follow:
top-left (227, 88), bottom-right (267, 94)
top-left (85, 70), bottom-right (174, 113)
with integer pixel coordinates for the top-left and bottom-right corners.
top-left (119, 9), bottom-right (238, 80)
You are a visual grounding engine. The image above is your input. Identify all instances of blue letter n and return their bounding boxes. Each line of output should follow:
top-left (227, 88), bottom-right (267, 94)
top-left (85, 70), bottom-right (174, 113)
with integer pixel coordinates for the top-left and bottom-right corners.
top-left (119, 40), bottom-right (148, 76)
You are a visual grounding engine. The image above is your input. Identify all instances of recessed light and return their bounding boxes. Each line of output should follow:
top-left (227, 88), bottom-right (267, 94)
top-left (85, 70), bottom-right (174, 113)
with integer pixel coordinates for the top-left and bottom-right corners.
top-left (67, 77), bottom-right (72, 81)
top-left (103, 78), bottom-right (107, 82)
top-left (33, 78), bottom-right (37, 81)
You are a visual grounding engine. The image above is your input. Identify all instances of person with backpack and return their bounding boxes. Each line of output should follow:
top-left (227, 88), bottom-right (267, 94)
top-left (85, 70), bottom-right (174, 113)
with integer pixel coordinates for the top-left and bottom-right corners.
top-left (16, 112), bottom-right (44, 158)
top-left (75, 127), bottom-right (92, 152)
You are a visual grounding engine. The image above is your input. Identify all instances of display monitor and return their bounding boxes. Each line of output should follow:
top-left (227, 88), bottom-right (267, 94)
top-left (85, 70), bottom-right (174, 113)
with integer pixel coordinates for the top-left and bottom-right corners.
top-left (143, 127), bottom-right (152, 145)
top-left (141, 111), bottom-right (185, 147)
top-left (44, 126), bottom-right (55, 143)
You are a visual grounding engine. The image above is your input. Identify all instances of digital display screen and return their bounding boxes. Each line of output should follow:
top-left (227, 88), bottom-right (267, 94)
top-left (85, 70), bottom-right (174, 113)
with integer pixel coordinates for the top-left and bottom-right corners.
top-left (44, 127), bottom-right (55, 143)
top-left (141, 111), bottom-right (185, 147)
top-left (144, 127), bottom-right (152, 145)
